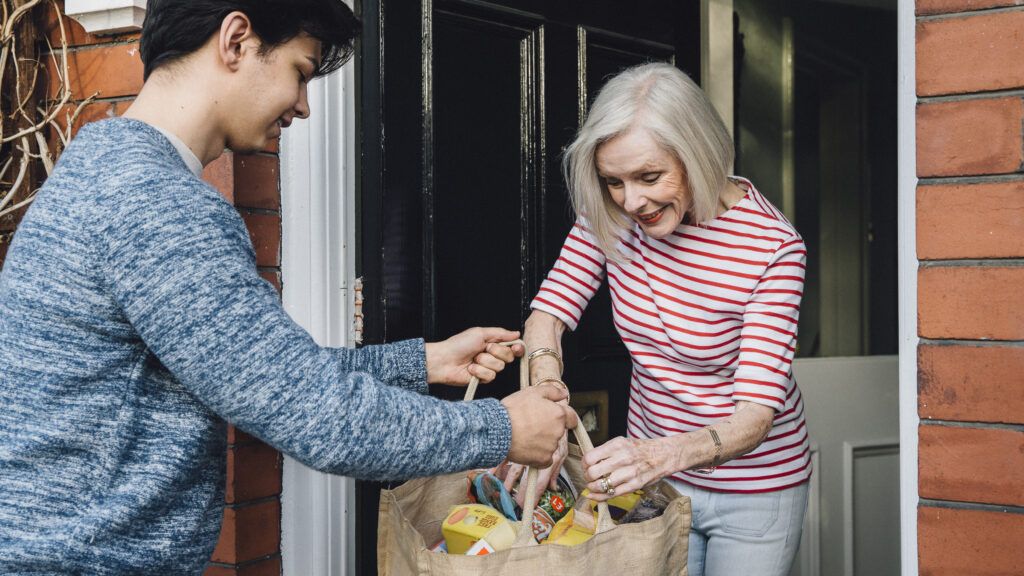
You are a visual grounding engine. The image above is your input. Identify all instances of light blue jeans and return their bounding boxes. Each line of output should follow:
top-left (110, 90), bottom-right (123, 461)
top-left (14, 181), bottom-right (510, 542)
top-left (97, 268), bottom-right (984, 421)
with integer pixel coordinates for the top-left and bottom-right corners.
top-left (666, 480), bottom-right (809, 576)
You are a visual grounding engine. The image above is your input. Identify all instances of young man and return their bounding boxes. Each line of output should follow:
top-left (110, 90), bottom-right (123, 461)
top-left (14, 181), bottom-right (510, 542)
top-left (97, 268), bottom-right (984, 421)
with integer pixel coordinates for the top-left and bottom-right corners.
top-left (0, 1), bottom-right (576, 573)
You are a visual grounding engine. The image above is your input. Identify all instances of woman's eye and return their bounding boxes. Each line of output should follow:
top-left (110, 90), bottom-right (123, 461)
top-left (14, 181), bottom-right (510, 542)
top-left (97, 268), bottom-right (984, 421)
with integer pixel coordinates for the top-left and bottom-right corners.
top-left (641, 173), bottom-right (661, 184)
top-left (605, 179), bottom-right (623, 188)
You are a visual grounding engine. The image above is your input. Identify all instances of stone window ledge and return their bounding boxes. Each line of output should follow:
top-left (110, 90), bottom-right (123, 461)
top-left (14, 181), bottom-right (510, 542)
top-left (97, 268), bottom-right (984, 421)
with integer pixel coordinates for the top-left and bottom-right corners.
top-left (64, 0), bottom-right (146, 35)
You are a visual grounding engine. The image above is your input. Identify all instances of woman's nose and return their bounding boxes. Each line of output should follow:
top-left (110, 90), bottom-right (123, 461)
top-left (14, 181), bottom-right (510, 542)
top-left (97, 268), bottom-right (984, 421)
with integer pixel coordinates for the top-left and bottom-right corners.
top-left (622, 185), bottom-right (647, 214)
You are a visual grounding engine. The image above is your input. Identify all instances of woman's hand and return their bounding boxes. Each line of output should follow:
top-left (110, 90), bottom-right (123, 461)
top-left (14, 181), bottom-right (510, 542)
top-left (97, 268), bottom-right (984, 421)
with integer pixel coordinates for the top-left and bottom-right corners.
top-left (424, 327), bottom-right (524, 386)
top-left (495, 430), bottom-right (569, 507)
top-left (581, 436), bottom-right (677, 502)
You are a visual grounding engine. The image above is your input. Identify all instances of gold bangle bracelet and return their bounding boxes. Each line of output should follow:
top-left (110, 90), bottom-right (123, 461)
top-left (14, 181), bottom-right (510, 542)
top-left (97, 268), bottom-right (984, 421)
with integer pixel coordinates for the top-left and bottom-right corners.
top-left (527, 347), bottom-right (564, 375)
top-left (692, 426), bottom-right (723, 475)
top-left (708, 426), bottom-right (723, 468)
top-left (534, 377), bottom-right (569, 397)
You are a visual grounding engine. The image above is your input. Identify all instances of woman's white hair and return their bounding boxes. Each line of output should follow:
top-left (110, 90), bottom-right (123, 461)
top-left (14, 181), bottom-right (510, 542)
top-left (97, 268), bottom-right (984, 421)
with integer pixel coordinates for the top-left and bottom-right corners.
top-left (564, 62), bottom-right (734, 262)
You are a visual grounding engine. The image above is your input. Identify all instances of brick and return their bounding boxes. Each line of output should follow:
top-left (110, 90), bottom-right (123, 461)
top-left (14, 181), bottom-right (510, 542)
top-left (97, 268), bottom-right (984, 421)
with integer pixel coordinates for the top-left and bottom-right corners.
top-left (917, 11), bottom-right (1024, 96)
top-left (47, 42), bottom-right (144, 100)
top-left (204, 557), bottom-right (281, 576)
top-left (917, 180), bottom-right (1024, 259)
top-left (917, 0), bottom-right (1024, 15)
top-left (241, 213), bottom-right (281, 267)
top-left (919, 424), bottom-right (1024, 506)
top-left (228, 425), bottom-right (259, 447)
top-left (234, 155), bottom-right (280, 211)
top-left (210, 500), bottom-right (281, 564)
top-left (917, 98), bottom-right (1023, 178)
top-left (919, 344), bottom-right (1024, 424)
top-left (226, 442), bottom-right (282, 504)
top-left (919, 266), bottom-right (1024, 339)
top-left (45, 1), bottom-right (140, 49)
top-left (46, 100), bottom-right (127, 155)
top-left (259, 270), bottom-right (282, 295)
top-left (919, 506), bottom-right (1024, 575)
top-left (204, 152), bottom-right (236, 203)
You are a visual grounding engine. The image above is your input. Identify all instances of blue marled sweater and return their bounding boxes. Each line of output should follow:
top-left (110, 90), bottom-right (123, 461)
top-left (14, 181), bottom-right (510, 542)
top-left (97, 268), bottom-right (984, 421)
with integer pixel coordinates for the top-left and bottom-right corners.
top-left (0, 118), bottom-right (511, 574)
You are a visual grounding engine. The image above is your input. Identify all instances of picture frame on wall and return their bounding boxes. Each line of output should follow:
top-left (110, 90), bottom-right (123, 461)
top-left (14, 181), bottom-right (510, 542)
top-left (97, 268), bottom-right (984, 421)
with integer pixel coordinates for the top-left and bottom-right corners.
top-left (569, 390), bottom-right (609, 445)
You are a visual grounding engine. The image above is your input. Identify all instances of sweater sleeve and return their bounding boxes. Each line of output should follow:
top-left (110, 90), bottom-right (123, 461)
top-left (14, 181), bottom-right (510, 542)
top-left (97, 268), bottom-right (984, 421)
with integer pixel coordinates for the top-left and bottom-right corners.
top-left (330, 339), bottom-right (429, 394)
top-left (732, 235), bottom-right (806, 411)
top-left (530, 219), bottom-right (607, 331)
top-left (100, 177), bottom-right (510, 479)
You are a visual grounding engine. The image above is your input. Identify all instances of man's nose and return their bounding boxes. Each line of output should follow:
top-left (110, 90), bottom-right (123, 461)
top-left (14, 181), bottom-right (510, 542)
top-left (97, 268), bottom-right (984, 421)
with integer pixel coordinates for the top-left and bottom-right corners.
top-left (295, 84), bottom-right (311, 119)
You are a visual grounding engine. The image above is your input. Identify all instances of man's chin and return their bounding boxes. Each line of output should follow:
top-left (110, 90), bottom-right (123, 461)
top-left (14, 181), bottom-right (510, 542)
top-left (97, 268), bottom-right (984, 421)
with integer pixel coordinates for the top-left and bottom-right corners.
top-left (226, 140), bottom-right (266, 155)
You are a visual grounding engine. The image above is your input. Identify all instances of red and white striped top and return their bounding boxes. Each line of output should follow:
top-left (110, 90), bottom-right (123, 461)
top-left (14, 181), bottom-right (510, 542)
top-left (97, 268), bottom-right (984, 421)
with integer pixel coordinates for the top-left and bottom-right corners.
top-left (532, 178), bottom-right (811, 493)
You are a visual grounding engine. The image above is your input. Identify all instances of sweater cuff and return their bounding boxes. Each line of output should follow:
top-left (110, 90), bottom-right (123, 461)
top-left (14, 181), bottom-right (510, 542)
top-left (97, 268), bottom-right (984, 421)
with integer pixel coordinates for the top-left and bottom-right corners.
top-left (471, 398), bottom-right (513, 468)
top-left (378, 338), bottom-right (428, 394)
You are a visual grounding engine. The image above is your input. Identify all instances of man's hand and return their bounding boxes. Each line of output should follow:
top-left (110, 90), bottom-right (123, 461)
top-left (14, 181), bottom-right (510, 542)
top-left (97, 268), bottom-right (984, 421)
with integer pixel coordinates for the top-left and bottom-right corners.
top-left (501, 385), bottom-right (578, 467)
top-left (497, 432), bottom-right (569, 507)
top-left (424, 327), bottom-right (524, 386)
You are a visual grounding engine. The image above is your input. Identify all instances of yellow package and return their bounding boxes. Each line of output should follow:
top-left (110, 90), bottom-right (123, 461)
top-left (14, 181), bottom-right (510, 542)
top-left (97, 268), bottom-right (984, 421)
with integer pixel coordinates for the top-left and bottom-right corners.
top-left (578, 488), bottom-right (644, 523)
top-left (543, 509), bottom-right (595, 547)
top-left (441, 503), bottom-right (517, 555)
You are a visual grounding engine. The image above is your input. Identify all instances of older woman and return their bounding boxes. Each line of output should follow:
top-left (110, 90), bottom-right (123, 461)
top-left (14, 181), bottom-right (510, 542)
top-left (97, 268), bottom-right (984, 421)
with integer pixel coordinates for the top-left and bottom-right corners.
top-left (520, 62), bottom-right (810, 575)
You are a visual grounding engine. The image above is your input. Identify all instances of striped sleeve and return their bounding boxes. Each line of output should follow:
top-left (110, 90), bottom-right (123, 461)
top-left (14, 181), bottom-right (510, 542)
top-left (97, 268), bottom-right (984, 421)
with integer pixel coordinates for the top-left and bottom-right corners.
top-left (732, 235), bottom-right (806, 411)
top-left (530, 219), bottom-right (607, 331)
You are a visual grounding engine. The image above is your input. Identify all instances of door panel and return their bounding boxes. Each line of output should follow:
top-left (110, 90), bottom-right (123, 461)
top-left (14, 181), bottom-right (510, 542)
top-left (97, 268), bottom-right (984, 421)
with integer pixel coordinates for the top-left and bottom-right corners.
top-left (790, 356), bottom-right (900, 576)
top-left (432, 11), bottom-right (541, 401)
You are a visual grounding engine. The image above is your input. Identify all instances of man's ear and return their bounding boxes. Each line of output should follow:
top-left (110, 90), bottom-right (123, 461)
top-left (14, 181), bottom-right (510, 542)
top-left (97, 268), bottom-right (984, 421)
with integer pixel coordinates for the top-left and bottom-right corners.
top-left (218, 11), bottom-right (255, 72)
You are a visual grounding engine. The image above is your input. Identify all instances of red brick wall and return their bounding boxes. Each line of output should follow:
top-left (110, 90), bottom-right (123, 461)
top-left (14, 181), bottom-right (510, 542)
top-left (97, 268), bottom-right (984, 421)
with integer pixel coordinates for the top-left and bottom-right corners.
top-left (43, 4), bottom-right (284, 573)
top-left (915, 2), bottom-right (1024, 574)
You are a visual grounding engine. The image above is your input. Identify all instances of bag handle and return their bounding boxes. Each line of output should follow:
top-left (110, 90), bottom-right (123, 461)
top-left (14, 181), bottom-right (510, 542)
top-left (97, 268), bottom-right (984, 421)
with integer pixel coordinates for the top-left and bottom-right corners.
top-left (463, 341), bottom-right (614, 546)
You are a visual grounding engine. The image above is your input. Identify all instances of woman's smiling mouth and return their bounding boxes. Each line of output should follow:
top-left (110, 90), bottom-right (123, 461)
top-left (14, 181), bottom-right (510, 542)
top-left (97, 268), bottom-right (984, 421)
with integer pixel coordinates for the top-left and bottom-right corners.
top-left (636, 206), bottom-right (666, 226)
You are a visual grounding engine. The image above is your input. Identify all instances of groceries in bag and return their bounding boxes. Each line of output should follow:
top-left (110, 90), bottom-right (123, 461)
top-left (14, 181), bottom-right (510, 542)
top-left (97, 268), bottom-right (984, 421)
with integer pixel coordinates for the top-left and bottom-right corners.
top-left (441, 503), bottom-right (517, 555)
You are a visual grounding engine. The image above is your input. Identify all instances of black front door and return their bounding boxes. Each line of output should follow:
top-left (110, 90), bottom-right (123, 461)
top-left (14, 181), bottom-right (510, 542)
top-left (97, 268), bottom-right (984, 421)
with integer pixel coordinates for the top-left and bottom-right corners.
top-left (357, 0), bottom-right (699, 569)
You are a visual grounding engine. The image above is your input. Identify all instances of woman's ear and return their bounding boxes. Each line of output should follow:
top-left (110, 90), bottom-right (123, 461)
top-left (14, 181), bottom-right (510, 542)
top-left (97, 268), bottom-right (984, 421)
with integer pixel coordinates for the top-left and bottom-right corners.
top-left (218, 11), bottom-right (254, 72)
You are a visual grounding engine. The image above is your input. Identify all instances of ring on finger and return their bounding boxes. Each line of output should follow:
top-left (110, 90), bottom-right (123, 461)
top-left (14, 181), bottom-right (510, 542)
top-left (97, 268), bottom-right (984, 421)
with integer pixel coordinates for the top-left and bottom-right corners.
top-left (599, 475), bottom-right (611, 494)
top-left (607, 485), bottom-right (616, 496)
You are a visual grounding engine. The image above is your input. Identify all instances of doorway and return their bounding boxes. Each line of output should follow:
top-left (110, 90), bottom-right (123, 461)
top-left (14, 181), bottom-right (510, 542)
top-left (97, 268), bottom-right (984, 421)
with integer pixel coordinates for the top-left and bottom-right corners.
top-left (355, 0), bottom-right (901, 574)
top-left (356, 0), bottom-right (699, 571)
top-left (732, 1), bottom-right (899, 574)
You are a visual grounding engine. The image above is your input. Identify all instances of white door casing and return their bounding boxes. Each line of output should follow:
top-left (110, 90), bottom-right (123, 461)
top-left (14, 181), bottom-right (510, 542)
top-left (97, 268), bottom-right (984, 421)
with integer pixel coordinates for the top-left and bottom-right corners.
top-left (896, 1), bottom-right (920, 574)
top-left (279, 54), bottom-right (358, 576)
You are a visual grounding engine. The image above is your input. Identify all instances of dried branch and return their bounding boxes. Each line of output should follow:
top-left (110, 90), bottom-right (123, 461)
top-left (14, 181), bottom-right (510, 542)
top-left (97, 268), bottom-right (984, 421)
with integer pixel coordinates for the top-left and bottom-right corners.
top-left (1, 0), bottom-right (82, 246)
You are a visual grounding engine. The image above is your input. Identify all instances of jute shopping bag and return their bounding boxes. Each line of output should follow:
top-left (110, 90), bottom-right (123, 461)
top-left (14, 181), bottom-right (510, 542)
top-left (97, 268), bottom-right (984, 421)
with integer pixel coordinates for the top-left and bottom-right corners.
top-left (377, 345), bottom-right (691, 575)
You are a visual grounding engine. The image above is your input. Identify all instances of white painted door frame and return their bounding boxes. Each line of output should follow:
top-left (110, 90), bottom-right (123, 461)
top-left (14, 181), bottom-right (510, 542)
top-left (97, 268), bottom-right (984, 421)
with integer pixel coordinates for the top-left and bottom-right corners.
top-left (896, 0), bottom-right (919, 573)
top-left (279, 57), bottom-right (358, 576)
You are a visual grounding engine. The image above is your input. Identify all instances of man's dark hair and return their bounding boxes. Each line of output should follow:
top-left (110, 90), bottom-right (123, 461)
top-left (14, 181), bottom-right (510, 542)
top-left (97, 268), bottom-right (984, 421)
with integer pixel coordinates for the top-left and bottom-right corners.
top-left (140, 0), bottom-right (360, 81)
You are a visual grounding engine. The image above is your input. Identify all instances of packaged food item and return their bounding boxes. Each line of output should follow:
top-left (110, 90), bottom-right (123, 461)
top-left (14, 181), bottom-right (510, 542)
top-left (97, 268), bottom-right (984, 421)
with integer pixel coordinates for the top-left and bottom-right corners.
top-left (530, 473), bottom-right (576, 542)
top-left (441, 503), bottom-right (517, 555)
top-left (428, 539), bottom-right (448, 553)
top-left (468, 471), bottom-right (520, 521)
top-left (543, 508), bottom-right (596, 547)
top-left (575, 488), bottom-right (644, 524)
top-left (619, 484), bottom-right (671, 524)
top-left (465, 538), bottom-right (497, 556)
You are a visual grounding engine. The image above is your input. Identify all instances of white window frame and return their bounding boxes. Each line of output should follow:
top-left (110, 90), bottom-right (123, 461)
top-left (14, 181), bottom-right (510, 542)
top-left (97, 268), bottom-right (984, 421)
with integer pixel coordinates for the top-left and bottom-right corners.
top-left (279, 57), bottom-right (358, 576)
